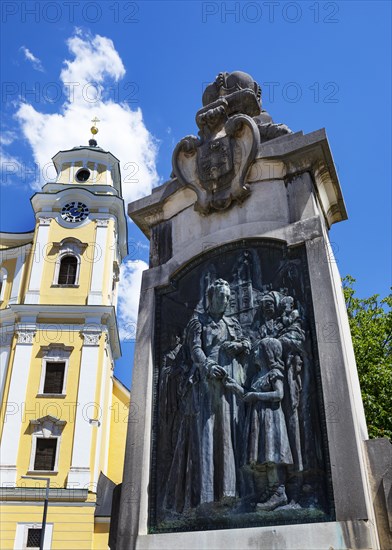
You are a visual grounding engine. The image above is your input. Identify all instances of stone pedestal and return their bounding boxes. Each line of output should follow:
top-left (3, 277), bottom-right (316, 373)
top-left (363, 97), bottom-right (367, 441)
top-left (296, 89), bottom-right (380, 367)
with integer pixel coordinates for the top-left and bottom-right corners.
top-left (115, 72), bottom-right (385, 549)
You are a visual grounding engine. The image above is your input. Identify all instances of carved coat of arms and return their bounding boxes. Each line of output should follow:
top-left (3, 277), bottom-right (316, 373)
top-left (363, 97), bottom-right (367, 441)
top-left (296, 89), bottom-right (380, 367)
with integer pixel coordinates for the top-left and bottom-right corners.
top-left (196, 135), bottom-right (234, 187)
top-left (172, 71), bottom-right (291, 215)
top-left (172, 103), bottom-right (260, 214)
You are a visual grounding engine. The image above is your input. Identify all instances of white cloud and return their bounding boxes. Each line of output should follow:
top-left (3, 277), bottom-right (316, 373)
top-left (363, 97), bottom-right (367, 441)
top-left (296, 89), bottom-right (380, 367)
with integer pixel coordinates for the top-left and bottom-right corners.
top-left (117, 259), bottom-right (148, 340)
top-left (14, 30), bottom-right (159, 204)
top-left (9, 31), bottom-right (158, 349)
top-left (0, 131), bottom-right (17, 146)
top-left (60, 33), bottom-right (125, 96)
top-left (20, 46), bottom-right (44, 72)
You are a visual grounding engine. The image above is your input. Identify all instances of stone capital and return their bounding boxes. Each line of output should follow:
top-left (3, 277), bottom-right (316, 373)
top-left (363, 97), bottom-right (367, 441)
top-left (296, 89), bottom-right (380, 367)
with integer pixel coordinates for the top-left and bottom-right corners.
top-left (96, 218), bottom-right (110, 228)
top-left (81, 329), bottom-right (102, 346)
top-left (37, 216), bottom-right (54, 226)
top-left (15, 326), bottom-right (36, 345)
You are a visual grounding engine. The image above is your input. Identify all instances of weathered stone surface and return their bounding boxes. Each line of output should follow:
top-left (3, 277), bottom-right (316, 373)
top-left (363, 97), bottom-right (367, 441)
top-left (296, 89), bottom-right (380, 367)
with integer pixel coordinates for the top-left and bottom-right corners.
top-left (129, 129), bottom-right (347, 246)
top-left (365, 438), bottom-right (392, 548)
top-left (135, 520), bottom-right (374, 550)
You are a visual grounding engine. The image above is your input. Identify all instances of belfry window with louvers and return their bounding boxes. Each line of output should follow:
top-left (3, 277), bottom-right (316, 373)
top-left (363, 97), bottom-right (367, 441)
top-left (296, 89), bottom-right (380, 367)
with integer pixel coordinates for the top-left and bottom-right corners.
top-left (116, 72), bottom-right (381, 550)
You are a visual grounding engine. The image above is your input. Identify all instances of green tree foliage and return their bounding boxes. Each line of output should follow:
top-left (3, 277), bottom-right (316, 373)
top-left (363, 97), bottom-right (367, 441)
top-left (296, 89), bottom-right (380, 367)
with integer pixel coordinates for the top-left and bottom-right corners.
top-left (343, 276), bottom-right (392, 440)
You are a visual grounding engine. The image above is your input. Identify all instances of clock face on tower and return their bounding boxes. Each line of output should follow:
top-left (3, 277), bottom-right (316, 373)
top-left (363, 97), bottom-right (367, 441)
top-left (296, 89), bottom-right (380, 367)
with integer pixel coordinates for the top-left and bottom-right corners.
top-left (61, 201), bottom-right (89, 223)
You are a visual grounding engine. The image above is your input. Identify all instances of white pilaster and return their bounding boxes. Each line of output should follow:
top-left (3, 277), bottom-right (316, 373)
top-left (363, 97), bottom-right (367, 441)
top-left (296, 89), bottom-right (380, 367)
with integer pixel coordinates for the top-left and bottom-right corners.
top-left (0, 330), bottom-right (14, 406)
top-left (87, 219), bottom-right (110, 305)
top-left (103, 373), bottom-right (114, 475)
top-left (25, 217), bottom-right (53, 305)
top-left (93, 334), bottom-right (110, 486)
top-left (105, 228), bottom-right (116, 304)
top-left (67, 327), bottom-right (102, 488)
top-left (0, 325), bottom-right (36, 486)
top-left (9, 245), bottom-right (29, 305)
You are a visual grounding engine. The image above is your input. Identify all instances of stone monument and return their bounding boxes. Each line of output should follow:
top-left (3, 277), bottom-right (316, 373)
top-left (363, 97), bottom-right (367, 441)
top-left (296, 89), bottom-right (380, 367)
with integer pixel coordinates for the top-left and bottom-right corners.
top-left (114, 71), bottom-right (391, 549)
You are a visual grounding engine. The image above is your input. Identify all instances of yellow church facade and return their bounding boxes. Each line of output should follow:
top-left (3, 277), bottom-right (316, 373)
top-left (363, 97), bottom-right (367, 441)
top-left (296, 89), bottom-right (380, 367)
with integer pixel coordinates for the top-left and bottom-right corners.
top-left (0, 137), bottom-right (130, 549)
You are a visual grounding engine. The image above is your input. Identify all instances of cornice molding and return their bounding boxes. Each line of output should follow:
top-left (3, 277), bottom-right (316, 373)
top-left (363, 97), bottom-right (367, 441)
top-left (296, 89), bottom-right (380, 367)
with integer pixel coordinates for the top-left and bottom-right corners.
top-left (0, 487), bottom-right (89, 502)
top-left (128, 128), bottom-right (347, 234)
top-left (0, 243), bottom-right (32, 263)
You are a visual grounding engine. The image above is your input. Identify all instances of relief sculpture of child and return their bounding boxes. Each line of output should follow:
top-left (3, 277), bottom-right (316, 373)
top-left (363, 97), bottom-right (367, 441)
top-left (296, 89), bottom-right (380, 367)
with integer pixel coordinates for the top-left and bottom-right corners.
top-left (242, 359), bottom-right (293, 510)
top-left (224, 292), bottom-right (294, 510)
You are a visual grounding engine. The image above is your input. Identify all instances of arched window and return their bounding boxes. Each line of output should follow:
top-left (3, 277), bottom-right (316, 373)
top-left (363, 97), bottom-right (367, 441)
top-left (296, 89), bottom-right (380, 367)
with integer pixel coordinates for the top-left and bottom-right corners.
top-left (58, 256), bottom-right (78, 285)
top-left (52, 238), bottom-right (86, 287)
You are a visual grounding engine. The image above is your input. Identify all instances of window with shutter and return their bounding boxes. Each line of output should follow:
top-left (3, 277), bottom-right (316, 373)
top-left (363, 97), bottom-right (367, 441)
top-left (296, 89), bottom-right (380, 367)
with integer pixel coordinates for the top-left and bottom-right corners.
top-left (33, 438), bottom-right (57, 471)
top-left (43, 362), bottom-right (65, 394)
top-left (58, 255), bottom-right (78, 284)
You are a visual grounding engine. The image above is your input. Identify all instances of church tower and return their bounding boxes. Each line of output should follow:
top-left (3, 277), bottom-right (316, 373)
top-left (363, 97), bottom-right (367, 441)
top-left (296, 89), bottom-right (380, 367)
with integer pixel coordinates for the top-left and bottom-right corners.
top-left (0, 122), bottom-right (130, 549)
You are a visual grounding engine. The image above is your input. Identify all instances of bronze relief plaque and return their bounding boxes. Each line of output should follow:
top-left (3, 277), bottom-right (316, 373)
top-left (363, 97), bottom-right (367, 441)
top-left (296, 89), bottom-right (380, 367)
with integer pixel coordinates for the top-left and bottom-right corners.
top-left (150, 240), bottom-right (334, 533)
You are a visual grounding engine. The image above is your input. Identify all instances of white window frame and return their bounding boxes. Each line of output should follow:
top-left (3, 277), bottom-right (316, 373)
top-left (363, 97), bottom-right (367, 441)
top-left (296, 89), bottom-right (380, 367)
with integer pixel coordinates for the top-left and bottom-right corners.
top-left (0, 266), bottom-right (8, 302)
top-left (29, 435), bottom-right (60, 473)
top-left (51, 238), bottom-right (86, 287)
top-left (37, 345), bottom-right (72, 397)
top-left (56, 254), bottom-right (80, 286)
top-left (14, 522), bottom-right (53, 550)
top-left (28, 415), bottom-right (66, 474)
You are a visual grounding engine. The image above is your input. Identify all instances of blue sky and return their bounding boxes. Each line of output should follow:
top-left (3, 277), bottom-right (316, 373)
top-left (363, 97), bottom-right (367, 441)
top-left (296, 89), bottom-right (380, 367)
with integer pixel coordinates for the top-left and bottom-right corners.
top-left (1, 1), bottom-right (391, 387)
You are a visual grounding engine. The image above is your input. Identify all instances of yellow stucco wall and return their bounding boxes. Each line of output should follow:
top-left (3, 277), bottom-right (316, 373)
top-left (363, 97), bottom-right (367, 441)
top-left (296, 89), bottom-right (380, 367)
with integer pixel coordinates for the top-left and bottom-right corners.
top-left (13, 329), bottom-right (106, 487)
top-left (1, 504), bottom-right (96, 550)
top-left (38, 220), bottom-right (95, 305)
top-left (93, 522), bottom-right (110, 550)
top-left (30, 217), bottom-right (116, 306)
top-left (107, 380), bottom-right (129, 485)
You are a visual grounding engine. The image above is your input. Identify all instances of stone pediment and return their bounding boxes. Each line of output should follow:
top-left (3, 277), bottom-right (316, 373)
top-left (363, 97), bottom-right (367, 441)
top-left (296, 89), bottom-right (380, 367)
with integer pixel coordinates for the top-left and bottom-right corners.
top-left (30, 415), bottom-right (66, 437)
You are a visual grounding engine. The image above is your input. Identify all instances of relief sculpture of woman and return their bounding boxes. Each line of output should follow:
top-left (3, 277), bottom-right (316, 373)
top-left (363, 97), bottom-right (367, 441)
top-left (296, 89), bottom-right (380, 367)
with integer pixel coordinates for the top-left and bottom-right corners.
top-left (162, 279), bottom-right (250, 513)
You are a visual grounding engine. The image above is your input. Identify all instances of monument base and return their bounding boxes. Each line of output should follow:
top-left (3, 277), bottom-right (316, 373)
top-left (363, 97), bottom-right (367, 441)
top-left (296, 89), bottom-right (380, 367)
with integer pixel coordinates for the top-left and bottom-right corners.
top-left (135, 520), bottom-right (374, 549)
top-left (116, 71), bottom-right (385, 550)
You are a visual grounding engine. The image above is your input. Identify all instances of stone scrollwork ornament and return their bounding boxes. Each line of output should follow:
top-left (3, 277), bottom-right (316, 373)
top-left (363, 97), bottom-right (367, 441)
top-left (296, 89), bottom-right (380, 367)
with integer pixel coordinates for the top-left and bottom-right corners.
top-left (172, 71), bottom-right (292, 214)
